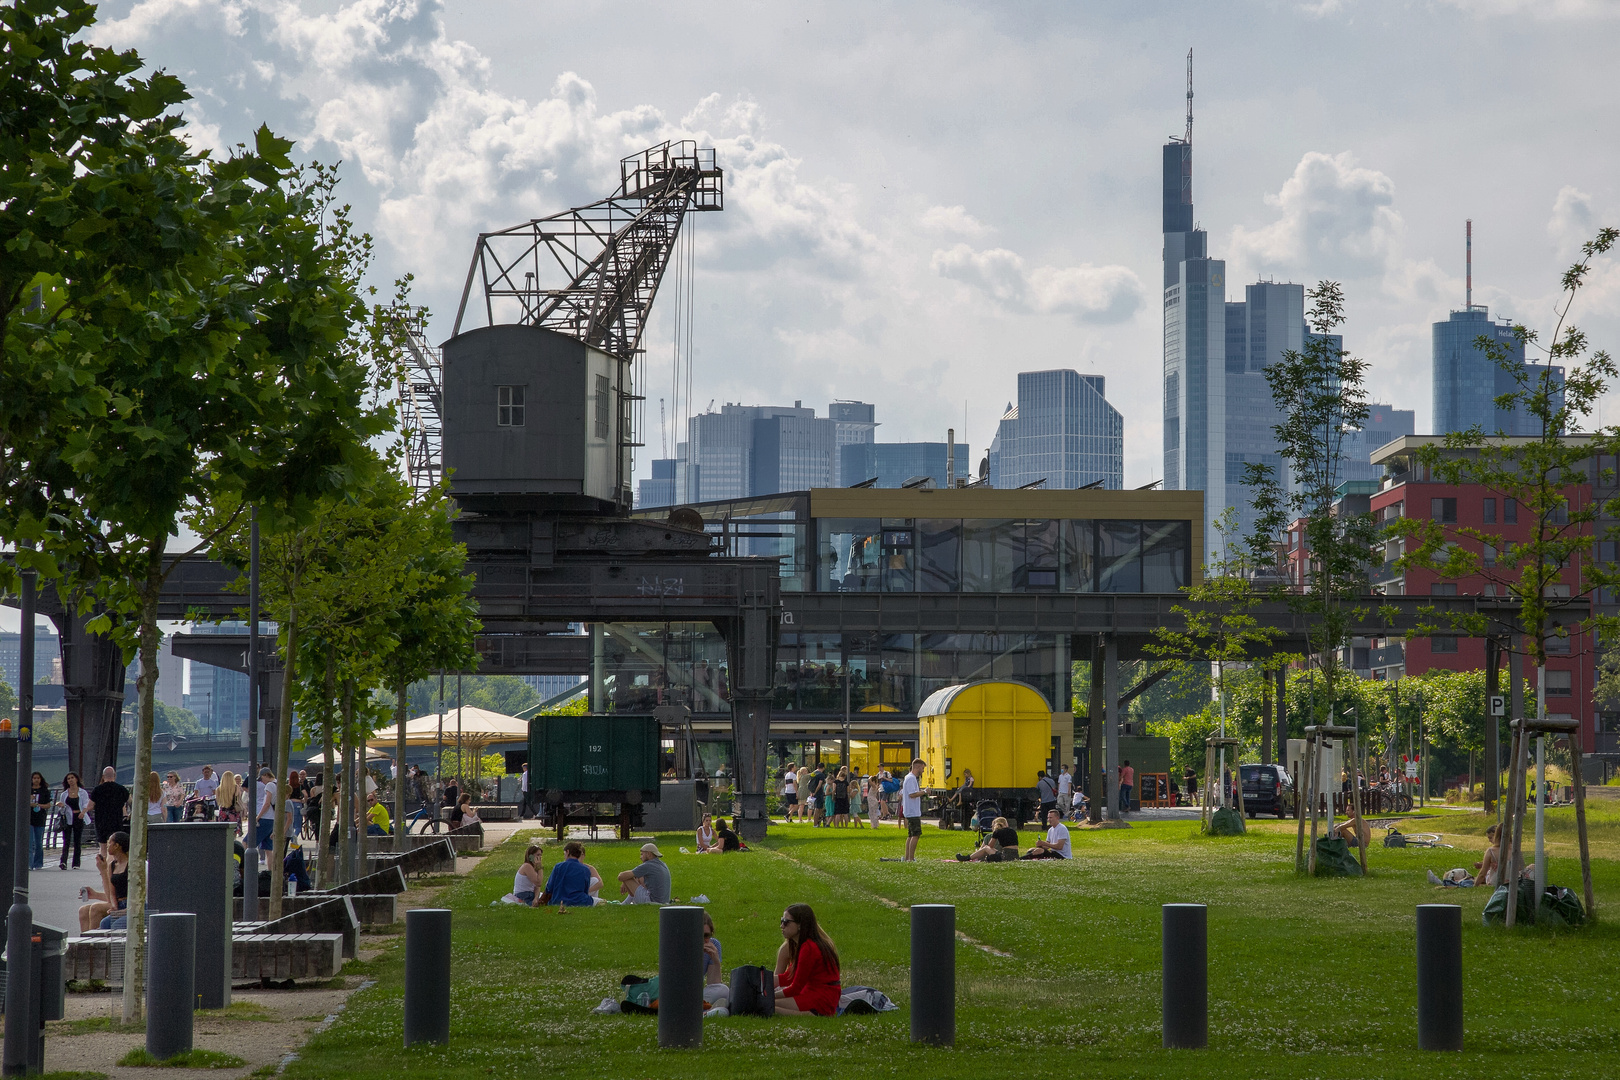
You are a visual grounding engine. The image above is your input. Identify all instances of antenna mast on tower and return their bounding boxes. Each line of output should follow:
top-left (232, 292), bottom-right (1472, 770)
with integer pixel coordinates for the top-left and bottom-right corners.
top-left (1184, 47), bottom-right (1194, 144)
top-left (1466, 219), bottom-right (1473, 309)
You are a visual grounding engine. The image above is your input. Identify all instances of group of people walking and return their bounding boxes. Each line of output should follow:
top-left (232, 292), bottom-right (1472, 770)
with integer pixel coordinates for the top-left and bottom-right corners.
top-left (780, 762), bottom-right (902, 829)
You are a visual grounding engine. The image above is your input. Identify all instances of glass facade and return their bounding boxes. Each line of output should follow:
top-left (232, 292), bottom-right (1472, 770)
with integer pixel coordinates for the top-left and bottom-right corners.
top-left (988, 370), bottom-right (1124, 491)
top-left (1432, 307), bottom-right (1564, 437)
top-left (816, 517), bottom-right (1188, 594)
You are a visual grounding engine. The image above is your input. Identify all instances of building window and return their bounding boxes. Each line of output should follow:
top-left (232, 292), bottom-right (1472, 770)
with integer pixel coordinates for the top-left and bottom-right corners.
top-left (497, 385), bottom-right (525, 427)
top-left (1546, 629), bottom-right (1571, 655)
top-left (1383, 502), bottom-right (1404, 522)
top-left (1505, 498), bottom-right (1517, 524)
top-left (1431, 583), bottom-right (1458, 596)
top-left (1483, 544), bottom-right (1496, 566)
top-left (1431, 636), bottom-right (1458, 654)
top-left (594, 375), bottom-right (610, 439)
top-left (1483, 498), bottom-right (1496, 524)
top-left (1484, 584), bottom-right (1496, 597)
top-left (1545, 669), bottom-right (1572, 696)
top-left (1551, 502), bottom-right (1569, 525)
top-left (1431, 498), bottom-right (1457, 523)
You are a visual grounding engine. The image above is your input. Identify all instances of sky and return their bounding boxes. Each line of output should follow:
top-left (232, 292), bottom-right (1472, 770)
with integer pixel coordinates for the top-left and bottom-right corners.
top-left (82, 0), bottom-right (1620, 492)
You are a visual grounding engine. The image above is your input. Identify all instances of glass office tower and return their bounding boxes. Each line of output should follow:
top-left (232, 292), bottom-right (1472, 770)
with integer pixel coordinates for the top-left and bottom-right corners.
top-left (1432, 307), bottom-right (1564, 436)
top-left (989, 370), bottom-right (1123, 490)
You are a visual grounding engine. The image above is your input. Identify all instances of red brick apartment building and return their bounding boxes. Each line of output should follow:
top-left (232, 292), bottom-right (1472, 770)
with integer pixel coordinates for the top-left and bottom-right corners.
top-left (1281, 437), bottom-right (1612, 749)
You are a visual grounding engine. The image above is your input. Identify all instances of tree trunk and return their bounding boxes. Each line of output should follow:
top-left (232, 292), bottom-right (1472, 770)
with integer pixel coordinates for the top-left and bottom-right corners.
top-left (268, 610), bottom-right (299, 919)
top-left (395, 678), bottom-right (408, 845)
top-left (353, 678), bottom-right (371, 876)
top-left (122, 547), bottom-right (163, 1025)
top-left (317, 646), bottom-right (336, 887)
top-left (341, 678), bottom-right (356, 883)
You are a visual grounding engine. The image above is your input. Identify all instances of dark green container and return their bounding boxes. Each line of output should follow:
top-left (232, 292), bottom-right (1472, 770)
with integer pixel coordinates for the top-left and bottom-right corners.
top-left (528, 714), bottom-right (661, 798)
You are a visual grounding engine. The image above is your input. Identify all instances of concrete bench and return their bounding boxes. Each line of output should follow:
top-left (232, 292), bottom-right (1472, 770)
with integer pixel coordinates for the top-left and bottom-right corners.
top-left (234, 893), bottom-right (397, 926)
top-left (474, 805), bottom-right (518, 821)
top-left (313, 865), bottom-right (407, 898)
top-left (67, 932), bottom-right (344, 984)
top-left (255, 897), bottom-right (360, 958)
top-left (369, 830), bottom-right (483, 854)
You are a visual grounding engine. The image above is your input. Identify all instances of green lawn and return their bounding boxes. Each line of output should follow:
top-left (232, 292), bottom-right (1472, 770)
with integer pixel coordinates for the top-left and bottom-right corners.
top-left (284, 805), bottom-right (1620, 1080)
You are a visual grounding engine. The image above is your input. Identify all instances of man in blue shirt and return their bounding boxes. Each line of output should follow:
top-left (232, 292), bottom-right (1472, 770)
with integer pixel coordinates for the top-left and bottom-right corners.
top-left (540, 841), bottom-right (601, 906)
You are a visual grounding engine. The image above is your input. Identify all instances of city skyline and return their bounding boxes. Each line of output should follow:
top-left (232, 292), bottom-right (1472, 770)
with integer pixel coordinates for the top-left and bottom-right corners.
top-left (45, 3), bottom-right (1620, 498)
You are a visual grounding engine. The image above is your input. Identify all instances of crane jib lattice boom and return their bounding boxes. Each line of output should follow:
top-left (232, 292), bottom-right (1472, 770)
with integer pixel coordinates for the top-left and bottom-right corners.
top-left (451, 140), bottom-right (723, 354)
top-left (395, 141), bottom-right (721, 496)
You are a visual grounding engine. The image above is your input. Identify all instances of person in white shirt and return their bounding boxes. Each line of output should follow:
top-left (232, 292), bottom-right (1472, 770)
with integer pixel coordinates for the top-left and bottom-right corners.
top-left (901, 758), bottom-right (925, 862)
top-left (1057, 765), bottom-right (1073, 815)
top-left (695, 812), bottom-right (718, 853)
top-left (1022, 809), bottom-right (1072, 860)
top-left (255, 768), bottom-right (278, 853)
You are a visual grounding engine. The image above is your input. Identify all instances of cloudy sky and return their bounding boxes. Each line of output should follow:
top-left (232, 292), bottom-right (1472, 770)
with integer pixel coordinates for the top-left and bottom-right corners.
top-left (90, 0), bottom-right (1620, 490)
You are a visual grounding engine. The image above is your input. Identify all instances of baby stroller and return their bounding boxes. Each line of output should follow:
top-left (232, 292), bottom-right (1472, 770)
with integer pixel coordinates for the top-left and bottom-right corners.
top-left (973, 800), bottom-right (1001, 845)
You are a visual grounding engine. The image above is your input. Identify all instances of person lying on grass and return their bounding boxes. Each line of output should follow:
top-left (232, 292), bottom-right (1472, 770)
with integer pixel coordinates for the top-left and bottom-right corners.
top-left (773, 903), bottom-right (841, 1016)
top-left (539, 841), bottom-right (602, 906)
top-left (1020, 809), bottom-right (1071, 859)
top-left (956, 817), bottom-right (1019, 862)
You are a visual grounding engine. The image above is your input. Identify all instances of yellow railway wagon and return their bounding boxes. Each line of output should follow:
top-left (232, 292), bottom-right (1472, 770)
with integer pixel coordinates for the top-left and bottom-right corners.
top-left (917, 681), bottom-right (1051, 822)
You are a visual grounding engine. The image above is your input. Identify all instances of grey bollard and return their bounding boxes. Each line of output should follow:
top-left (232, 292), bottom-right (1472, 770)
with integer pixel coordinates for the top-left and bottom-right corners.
top-left (403, 908), bottom-right (452, 1047)
top-left (1416, 904), bottom-right (1463, 1051)
top-left (657, 906), bottom-right (705, 1048)
top-left (147, 913), bottom-right (196, 1062)
top-left (1162, 903), bottom-right (1208, 1049)
top-left (910, 904), bottom-right (955, 1046)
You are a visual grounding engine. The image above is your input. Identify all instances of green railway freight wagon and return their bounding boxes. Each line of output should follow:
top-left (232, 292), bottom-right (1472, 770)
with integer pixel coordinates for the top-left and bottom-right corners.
top-left (528, 714), bottom-right (661, 839)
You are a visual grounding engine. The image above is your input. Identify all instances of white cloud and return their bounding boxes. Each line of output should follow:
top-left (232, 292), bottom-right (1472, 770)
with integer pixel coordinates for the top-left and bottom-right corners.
top-left (1227, 151), bottom-right (1404, 283)
top-left (1548, 186), bottom-right (1598, 259)
top-left (932, 244), bottom-right (1144, 323)
top-left (919, 204), bottom-right (990, 237)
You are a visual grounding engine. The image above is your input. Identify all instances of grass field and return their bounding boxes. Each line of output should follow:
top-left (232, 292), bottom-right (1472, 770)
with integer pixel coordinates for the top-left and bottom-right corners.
top-left (284, 802), bottom-right (1620, 1080)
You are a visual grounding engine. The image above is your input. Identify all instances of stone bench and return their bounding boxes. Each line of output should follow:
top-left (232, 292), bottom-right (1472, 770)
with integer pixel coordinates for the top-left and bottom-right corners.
top-left (233, 893), bottom-right (397, 926)
top-left (67, 933), bottom-right (344, 985)
top-left (312, 865), bottom-right (407, 898)
top-left (249, 896), bottom-right (360, 958)
top-left (368, 829), bottom-right (483, 854)
top-left (374, 838), bottom-right (457, 878)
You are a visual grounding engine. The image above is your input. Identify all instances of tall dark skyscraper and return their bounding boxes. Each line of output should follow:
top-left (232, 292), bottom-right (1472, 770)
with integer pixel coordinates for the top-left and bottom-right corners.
top-left (1160, 54), bottom-right (1298, 547)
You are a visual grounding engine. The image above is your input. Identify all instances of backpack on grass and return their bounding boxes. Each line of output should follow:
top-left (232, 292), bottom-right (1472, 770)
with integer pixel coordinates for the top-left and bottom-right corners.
top-left (728, 965), bottom-right (775, 1017)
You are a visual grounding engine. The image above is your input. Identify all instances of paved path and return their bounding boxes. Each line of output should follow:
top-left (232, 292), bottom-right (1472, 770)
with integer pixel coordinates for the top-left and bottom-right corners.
top-left (17, 820), bottom-right (532, 940)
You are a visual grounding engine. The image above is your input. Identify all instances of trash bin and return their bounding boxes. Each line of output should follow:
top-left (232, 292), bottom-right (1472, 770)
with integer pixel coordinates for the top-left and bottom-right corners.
top-left (35, 923), bottom-right (66, 1022)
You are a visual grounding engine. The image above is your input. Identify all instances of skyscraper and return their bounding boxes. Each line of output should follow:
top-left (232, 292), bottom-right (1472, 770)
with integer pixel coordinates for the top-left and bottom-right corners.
top-left (637, 459), bottom-right (676, 508)
top-left (1433, 223), bottom-right (1564, 437)
top-left (1432, 309), bottom-right (1563, 436)
top-left (988, 370), bottom-right (1123, 490)
top-left (676, 402), bottom-right (853, 502)
top-left (828, 401), bottom-right (877, 483)
top-left (1161, 64), bottom-right (1300, 544)
top-left (841, 442), bottom-right (971, 489)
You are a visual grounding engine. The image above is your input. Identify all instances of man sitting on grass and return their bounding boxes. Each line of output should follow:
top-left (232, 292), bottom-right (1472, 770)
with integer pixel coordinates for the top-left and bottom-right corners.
top-left (1021, 809), bottom-right (1071, 860)
top-left (618, 842), bottom-right (672, 904)
top-left (539, 841), bottom-right (600, 907)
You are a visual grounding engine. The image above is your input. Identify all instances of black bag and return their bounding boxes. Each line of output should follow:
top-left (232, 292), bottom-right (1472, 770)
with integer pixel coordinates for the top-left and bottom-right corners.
top-left (1383, 829), bottom-right (1407, 848)
top-left (728, 964), bottom-right (775, 1017)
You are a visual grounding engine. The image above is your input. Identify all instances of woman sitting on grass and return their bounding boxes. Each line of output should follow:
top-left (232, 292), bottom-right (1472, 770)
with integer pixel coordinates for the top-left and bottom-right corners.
top-left (956, 817), bottom-right (1018, 862)
top-left (515, 842), bottom-right (545, 905)
top-left (696, 813), bottom-right (718, 853)
top-left (773, 903), bottom-right (841, 1016)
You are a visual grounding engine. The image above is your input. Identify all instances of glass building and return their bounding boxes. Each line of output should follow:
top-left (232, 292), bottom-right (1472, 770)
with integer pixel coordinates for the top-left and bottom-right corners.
top-left (840, 442), bottom-right (971, 489)
top-left (625, 486), bottom-right (1202, 755)
top-left (1432, 306), bottom-right (1564, 437)
top-left (988, 370), bottom-right (1123, 491)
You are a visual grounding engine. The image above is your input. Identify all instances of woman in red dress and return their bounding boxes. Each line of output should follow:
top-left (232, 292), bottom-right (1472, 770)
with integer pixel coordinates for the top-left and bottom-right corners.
top-left (774, 903), bottom-right (841, 1016)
